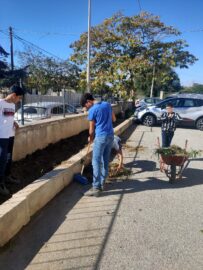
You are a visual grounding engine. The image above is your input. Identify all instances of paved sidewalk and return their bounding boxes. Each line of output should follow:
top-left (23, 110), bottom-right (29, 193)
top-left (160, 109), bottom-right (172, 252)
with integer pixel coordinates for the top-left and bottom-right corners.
top-left (0, 125), bottom-right (203, 270)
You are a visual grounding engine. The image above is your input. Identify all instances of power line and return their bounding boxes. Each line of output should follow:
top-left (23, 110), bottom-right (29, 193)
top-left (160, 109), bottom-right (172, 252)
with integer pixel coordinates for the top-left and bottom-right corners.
top-left (13, 28), bottom-right (79, 37)
top-left (182, 28), bottom-right (203, 33)
top-left (0, 29), bottom-right (10, 37)
top-left (137, 0), bottom-right (142, 12)
top-left (13, 33), bottom-right (64, 60)
top-left (0, 29), bottom-right (64, 61)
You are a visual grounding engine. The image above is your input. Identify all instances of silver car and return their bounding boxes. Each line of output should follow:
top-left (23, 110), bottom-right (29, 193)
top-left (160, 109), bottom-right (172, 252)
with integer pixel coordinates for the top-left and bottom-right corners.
top-left (134, 94), bottom-right (203, 130)
top-left (15, 102), bottom-right (78, 122)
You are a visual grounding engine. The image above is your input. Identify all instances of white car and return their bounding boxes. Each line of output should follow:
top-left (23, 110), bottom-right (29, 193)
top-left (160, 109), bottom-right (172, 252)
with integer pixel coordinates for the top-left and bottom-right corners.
top-left (15, 102), bottom-right (78, 122)
top-left (134, 94), bottom-right (203, 130)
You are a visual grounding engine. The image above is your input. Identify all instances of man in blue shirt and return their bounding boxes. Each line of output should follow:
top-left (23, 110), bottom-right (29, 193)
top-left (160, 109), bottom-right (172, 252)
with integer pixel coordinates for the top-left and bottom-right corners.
top-left (81, 93), bottom-right (116, 197)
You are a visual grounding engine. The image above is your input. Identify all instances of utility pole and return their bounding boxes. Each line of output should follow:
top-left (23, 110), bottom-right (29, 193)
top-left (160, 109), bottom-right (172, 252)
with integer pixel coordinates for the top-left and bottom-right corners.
top-left (9, 26), bottom-right (14, 71)
top-left (19, 78), bottom-right (24, 125)
top-left (150, 62), bottom-right (156, 98)
top-left (87, 0), bottom-right (91, 92)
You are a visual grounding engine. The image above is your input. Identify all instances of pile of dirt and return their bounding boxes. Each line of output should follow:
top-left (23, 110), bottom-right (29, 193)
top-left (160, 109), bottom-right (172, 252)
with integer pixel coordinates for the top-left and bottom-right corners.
top-left (108, 162), bottom-right (131, 179)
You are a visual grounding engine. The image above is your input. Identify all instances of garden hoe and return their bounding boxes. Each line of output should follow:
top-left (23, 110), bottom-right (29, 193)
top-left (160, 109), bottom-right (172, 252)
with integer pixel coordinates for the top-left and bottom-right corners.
top-left (73, 143), bottom-right (91, 185)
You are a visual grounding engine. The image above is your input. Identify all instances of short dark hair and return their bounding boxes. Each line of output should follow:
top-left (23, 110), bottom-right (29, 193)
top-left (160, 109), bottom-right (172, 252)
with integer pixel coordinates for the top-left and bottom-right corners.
top-left (10, 85), bottom-right (25, 96)
top-left (166, 102), bottom-right (173, 108)
top-left (80, 93), bottom-right (94, 107)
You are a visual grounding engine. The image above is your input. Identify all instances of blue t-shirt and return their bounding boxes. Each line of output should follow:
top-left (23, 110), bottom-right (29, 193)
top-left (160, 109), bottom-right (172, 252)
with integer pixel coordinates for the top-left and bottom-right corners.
top-left (88, 102), bottom-right (114, 137)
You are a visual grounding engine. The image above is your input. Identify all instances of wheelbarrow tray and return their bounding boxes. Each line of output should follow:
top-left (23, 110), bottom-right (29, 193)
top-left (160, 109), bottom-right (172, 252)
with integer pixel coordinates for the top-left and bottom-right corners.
top-left (161, 154), bottom-right (188, 166)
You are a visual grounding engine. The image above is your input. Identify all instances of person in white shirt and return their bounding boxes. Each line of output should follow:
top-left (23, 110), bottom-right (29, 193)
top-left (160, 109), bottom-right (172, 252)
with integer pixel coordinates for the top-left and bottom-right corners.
top-left (0, 85), bottom-right (24, 196)
top-left (112, 135), bottom-right (123, 172)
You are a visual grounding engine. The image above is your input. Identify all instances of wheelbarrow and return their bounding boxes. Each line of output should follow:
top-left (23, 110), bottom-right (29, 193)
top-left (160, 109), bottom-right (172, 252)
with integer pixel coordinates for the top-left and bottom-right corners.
top-left (157, 138), bottom-right (189, 183)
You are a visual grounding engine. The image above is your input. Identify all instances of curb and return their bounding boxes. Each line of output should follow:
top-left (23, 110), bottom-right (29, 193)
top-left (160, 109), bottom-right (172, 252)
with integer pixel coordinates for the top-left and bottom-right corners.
top-left (0, 117), bottom-right (133, 247)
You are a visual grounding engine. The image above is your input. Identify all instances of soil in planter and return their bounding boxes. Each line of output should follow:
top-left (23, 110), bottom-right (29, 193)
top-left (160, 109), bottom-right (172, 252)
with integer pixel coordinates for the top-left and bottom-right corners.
top-left (0, 130), bottom-right (89, 204)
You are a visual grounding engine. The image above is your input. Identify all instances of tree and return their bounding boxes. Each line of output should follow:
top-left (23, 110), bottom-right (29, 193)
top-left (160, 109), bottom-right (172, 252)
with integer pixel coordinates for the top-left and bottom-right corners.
top-left (0, 44), bottom-right (27, 88)
top-left (18, 49), bottom-right (81, 94)
top-left (70, 12), bottom-right (197, 97)
top-left (182, 83), bottom-right (203, 94)
top-left (0, 45), bottom-right (9, 83)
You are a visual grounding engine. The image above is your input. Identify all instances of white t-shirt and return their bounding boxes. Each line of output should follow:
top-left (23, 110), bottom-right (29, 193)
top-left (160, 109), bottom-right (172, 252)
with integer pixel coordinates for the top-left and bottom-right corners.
top-left (112, 135), bottom-right (121, 151)
top-left (0, 99), bottom-right (15, 138)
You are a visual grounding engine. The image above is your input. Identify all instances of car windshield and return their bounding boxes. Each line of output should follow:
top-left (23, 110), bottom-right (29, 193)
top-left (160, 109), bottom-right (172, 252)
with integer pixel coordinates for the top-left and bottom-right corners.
top-left (19, 106), bottom-right (47, 115)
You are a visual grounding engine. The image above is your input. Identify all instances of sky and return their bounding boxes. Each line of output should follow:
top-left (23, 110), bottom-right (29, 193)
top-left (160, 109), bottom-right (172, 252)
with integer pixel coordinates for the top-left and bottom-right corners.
top-left (0, 0), bottom-right (203, 86)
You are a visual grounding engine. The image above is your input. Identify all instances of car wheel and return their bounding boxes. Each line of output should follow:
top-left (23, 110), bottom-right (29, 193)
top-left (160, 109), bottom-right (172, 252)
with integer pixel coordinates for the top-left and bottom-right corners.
top-left (142, 114), bottom-right (156, 127)
top-left (196, 117), bottom-right (203, 131)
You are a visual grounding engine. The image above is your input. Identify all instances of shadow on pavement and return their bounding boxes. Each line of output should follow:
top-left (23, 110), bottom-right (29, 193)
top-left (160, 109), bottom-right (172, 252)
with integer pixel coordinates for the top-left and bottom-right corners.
top-left (0, 182), bottom-right (85, 270)
top-left (101, 166), bottom-right (203, 197)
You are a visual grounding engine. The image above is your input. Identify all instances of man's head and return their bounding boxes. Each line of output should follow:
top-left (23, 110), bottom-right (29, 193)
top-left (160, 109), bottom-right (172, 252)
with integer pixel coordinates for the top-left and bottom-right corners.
top-left (81, 93), bottom-right (95, 110)
top-left (6, 85), bottom-right (25, 104)
top-left (166, 102), bottom-right (174, 114)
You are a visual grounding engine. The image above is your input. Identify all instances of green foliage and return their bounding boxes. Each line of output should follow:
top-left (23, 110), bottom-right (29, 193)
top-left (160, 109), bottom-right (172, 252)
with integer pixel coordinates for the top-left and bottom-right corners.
top-left (0, 45), bottom-right (9, 80)
top-left (18, 49), bottom-right (81, 94)
top-left (182, 83), bottom-right (203, 94)
top-left (155, 145), bottom-right (202, 158)
top-left (70, 12), bottom-right (197, 97)
top-left (0, 44), bottom-right (27, 87)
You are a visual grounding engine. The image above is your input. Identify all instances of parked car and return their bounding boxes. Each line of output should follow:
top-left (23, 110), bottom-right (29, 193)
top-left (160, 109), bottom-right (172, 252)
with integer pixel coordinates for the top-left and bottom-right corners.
top-left (134, 94), bottom-right (203, 130)
top-left (15, 102), bottom-right (78, 122)
top-left (73, 104), bottom-right (84, 113)
top-left (135, 97), bottom-right (162, 109)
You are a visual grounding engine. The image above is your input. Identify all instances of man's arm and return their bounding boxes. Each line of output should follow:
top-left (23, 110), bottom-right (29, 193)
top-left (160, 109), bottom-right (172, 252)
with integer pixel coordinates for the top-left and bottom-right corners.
top-left (112, 111), bottom-right (116, 122)
top-left (160, 112), bottom-right (167, 121)
top-left (88, 120), bottom-right (95, 143)
top-left (13, 121), bottom-right (19, 130)
top-left (175, 113), bottom-right (182, 121)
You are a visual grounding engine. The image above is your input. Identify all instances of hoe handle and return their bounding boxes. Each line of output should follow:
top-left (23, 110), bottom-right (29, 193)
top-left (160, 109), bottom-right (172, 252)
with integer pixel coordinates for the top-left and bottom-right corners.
top-left (81, 143), bottom-right (91, 175)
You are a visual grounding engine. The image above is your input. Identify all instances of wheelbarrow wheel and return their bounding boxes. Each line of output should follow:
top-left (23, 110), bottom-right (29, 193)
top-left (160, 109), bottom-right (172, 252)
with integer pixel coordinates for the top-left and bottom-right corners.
top-left (169, 164), bottom-right (176, 183)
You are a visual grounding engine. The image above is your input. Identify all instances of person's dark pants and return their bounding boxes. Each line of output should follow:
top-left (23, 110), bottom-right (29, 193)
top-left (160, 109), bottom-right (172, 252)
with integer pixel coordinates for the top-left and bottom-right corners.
top-left (0, 137), bottom-right (14, 184)
top-left (162, 131), bottom-right (174, 147)
top-left (5, 137), bottom-right (14, 177)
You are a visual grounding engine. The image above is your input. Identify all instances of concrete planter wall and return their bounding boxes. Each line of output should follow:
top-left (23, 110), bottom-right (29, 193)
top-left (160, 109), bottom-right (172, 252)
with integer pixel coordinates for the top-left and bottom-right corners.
top-left (13, 103), bottom-right (133, 161)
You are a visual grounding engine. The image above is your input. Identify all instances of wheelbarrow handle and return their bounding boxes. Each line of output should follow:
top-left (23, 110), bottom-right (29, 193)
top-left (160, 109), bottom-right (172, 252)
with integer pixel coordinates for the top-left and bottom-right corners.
top-left (157, 137), bottom-right (161, 148)
top-left (185, 139), bottom-right (188, 150)
top-left (81, 142), bottom-right (91, 175)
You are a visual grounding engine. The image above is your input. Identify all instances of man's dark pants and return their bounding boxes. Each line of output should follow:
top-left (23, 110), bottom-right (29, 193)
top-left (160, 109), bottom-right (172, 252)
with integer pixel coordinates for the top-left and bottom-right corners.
top-left (162, 131), bottom-right (174, 147)
top-left (0, 137), bottom-right (14, 184)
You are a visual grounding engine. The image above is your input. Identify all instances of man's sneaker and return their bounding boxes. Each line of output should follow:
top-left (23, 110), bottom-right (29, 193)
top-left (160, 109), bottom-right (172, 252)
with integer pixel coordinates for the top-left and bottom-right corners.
top-left (6, 176), bottom-right (21, 185)
top-left (84, 188), bottom-right (101, 197)
top-left (0, 184), bottom-right (10, 196)
top-left (100, 181), bottom-right (106, 191)
top-left (99, 184), bottom-right (105, 191)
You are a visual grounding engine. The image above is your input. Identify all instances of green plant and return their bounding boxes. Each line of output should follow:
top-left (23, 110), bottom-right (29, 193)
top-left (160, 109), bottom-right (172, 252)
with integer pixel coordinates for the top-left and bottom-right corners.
top-left (155, 145), bottom-right (202, 158)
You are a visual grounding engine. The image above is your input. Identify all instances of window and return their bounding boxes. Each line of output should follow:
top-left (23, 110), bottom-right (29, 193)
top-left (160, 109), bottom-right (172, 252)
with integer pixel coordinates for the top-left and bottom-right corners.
top-left (51, 106), bottom-right (63, 114)
top-left (182, 99), bottom-right (196, 107)
top-left (65, 105), bottom-right (76, 113)
top-left (24, 107), bottom-right (37, 114)
top-left (196, 99), bottom-right (203, 107)
top-left (157, 99), bottom-right (181, 108)
top-left (145, 98), bottom-right (152, 104)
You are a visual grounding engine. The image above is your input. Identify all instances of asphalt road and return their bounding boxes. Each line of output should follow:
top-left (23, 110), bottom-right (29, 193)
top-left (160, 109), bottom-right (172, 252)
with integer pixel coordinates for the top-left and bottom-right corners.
top-left (0, 125), bottom-right (202, 270)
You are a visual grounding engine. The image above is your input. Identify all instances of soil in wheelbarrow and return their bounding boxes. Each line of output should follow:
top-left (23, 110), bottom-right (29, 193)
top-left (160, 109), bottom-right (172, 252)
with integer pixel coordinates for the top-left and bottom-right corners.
top-left (0, 118), bottom-right (125, 204)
